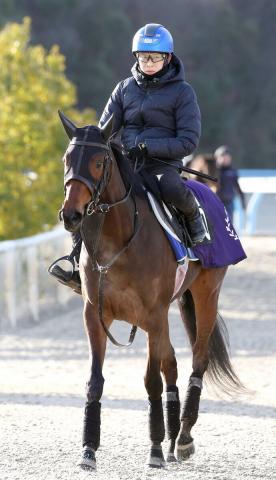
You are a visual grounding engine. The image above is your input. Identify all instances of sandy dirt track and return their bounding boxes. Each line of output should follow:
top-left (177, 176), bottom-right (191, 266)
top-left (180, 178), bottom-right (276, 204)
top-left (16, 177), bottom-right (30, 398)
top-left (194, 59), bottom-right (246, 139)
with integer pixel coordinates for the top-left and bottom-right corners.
top-left (0, 236), bottom-right (276, 480)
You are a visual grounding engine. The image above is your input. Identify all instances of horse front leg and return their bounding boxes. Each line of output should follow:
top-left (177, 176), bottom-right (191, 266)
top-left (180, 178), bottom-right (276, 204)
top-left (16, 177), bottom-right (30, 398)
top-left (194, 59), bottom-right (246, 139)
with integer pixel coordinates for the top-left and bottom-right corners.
top-left (144, 322), bottom-right (170, 469)
top-left (78, 300), bottom-right (109, 471)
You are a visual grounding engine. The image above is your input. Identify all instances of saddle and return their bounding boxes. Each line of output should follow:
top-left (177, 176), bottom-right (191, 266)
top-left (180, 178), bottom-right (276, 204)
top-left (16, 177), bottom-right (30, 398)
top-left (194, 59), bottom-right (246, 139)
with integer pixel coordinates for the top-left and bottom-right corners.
top-left (110, 143), bottom-right (210, 263)
top-left (138, 169), bottom-right (191, 244)
top-left (138, 169), bottom-right (211, 249)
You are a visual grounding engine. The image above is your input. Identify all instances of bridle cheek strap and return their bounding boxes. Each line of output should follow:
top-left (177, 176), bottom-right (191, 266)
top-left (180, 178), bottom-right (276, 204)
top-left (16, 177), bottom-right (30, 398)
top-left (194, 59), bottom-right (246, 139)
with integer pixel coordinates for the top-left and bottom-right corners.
top-left (64, 174), bottom-right (95, 195)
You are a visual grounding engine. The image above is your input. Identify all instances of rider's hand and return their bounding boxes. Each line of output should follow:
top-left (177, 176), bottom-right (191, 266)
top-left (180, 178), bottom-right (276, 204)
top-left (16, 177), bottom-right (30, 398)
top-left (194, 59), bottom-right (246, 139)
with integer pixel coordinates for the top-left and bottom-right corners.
top-left (127, 143), bottom-right (147, 160)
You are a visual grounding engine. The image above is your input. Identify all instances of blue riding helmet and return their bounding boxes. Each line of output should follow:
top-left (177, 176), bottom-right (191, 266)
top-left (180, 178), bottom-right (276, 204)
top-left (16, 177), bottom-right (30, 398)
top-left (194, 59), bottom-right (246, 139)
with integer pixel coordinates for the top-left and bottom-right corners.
top-left (132, 24), bottom-right (174, 54)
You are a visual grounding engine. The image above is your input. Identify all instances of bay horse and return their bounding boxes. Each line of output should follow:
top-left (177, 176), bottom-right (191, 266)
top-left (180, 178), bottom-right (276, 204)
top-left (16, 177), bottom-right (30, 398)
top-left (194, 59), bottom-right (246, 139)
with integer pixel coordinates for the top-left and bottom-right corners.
top-left (58, 112), bottom-right (243, 471)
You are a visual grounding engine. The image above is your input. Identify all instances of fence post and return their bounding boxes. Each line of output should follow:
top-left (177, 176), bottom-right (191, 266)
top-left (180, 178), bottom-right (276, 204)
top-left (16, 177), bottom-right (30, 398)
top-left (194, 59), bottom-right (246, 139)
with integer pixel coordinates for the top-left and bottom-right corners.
top-left (5, 247), bottom-right (17, 328)
top-left (0, 228), bottom-right (73, 328)
top-left (245, 192), bottom-right (263, 235)
top-left (27, 245), bottom-right (39, 322)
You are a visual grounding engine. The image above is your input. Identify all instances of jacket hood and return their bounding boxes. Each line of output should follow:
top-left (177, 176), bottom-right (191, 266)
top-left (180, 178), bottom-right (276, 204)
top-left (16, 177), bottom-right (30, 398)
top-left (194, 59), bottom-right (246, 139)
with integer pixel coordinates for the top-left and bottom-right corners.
top-left (131, 53), bottom-right (185, 87)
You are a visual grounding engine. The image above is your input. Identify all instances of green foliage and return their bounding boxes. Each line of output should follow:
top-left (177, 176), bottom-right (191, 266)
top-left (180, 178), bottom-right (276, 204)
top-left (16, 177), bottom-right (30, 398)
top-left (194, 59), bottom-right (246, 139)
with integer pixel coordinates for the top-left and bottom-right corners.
top-left (0, 18), bottom-right (97, 240)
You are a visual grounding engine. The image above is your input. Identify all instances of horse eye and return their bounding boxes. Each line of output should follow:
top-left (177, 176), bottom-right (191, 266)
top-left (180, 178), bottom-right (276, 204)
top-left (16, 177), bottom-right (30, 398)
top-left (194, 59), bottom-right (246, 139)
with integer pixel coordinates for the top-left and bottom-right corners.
top-left (96, 160), bottom-right (103, 169)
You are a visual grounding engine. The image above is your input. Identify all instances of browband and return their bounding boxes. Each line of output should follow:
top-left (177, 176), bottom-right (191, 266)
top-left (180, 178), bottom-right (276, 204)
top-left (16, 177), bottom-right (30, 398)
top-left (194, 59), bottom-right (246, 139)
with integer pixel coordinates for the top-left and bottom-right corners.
top-left (69, 140), bottom-right (110, 150)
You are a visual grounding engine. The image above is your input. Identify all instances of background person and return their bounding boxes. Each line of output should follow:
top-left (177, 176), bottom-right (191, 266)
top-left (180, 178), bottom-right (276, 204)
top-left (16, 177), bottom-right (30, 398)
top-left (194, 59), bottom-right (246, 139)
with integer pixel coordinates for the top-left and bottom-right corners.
top-left (214, 145), bottom-right (246, 221)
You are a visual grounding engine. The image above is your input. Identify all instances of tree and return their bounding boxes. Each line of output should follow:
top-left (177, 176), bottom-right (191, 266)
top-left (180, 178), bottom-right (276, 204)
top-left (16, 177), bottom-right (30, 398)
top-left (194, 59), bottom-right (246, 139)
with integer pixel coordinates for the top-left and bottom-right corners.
top-left (13, 0), bottom-right (134, 113)
top-left (0, 17), bottom-right (97, 240)
top-left (1, 1), bottom-right (276, 168)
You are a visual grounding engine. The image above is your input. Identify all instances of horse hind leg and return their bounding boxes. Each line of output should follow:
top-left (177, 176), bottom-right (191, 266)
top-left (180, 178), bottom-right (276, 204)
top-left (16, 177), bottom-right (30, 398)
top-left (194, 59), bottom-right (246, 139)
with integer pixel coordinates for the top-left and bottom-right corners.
top-left (175, 290), bottom-right (199, 460)
top-left (176, 270), bottom-right (226, 461)
top-left (144, 321), bottom-right (172, 469)
top-left (161, 344), bottom-right (180, 463)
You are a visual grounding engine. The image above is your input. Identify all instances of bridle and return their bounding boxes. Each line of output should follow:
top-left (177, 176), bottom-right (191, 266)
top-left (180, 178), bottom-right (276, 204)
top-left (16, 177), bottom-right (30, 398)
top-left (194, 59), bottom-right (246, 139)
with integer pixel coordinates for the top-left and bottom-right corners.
top-left (63, 133), bottom-right (140, 347)
top-left (63, 136), bottom-right (111, 202)
top-left (63, 134), bottom-right (134, 215)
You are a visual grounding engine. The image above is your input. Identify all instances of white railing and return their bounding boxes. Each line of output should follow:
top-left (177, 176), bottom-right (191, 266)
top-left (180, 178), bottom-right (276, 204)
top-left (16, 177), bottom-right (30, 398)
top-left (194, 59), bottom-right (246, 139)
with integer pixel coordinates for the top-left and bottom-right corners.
top-left (234, 169), bottom-right (276, 235)
top-left (0, 227), bottom-right (75, 328)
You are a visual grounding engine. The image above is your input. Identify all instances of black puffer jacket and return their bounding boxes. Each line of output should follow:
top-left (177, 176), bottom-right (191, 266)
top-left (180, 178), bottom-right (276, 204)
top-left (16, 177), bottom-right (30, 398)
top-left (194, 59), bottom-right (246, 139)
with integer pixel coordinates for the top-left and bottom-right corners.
top-left (99, 54), bottom-right (201, 168)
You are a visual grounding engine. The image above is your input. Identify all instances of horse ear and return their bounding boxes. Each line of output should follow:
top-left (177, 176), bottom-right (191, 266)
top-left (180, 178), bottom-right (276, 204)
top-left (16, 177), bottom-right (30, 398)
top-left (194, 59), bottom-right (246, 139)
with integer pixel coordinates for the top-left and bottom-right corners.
top-left (101, 114), bottom-right (114, 142)
top-left (58, 110), bottom-right (77, 139)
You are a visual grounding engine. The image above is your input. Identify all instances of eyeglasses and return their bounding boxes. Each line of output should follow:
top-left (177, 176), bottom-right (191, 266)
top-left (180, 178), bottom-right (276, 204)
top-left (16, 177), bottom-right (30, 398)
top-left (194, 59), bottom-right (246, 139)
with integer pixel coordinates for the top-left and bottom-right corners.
top-left (136, 53), bottom-right (166, 63)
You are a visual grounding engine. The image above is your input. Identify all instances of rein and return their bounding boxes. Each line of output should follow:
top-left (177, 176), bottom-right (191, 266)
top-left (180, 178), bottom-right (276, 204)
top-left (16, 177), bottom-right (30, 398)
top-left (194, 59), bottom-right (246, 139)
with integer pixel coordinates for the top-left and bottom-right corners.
top-left (73, 139), bottom-right (139, 347)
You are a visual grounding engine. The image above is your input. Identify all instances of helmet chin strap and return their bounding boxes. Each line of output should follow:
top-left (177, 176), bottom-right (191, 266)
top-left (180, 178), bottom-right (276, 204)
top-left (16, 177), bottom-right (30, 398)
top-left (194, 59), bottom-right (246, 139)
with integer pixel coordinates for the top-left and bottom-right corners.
top-left (163, 54), bottom-right (170, 68)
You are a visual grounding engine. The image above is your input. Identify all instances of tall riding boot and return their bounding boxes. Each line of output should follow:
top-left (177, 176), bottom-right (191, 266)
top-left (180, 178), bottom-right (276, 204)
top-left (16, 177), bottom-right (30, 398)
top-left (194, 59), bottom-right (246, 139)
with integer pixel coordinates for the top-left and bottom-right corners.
top-left (186, 209), bottom-right (206, 245)
top-left (184, 191), bottom-right (206, 245)
top-left (48, 231), bottom-right (82, 294)
top-left (153, 167), bottom-right (207, 247)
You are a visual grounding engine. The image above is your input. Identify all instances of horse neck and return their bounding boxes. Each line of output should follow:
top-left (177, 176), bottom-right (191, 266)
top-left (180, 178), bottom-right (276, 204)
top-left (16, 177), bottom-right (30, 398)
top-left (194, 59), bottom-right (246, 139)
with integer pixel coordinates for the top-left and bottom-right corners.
top-left (99, 154), bottom-right (135, 245)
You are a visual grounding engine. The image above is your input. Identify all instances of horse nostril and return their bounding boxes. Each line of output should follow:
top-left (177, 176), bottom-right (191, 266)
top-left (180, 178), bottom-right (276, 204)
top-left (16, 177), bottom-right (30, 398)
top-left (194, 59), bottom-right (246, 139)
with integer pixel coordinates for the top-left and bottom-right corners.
top-left (63, 210), bottom-right (82, 231)
top-left (71, 211), bottom-right (82, 224)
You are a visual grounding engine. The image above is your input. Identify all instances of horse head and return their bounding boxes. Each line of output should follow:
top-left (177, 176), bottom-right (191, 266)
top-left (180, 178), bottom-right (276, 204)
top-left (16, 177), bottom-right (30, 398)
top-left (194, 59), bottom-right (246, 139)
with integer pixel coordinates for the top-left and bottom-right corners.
top-left (58, 111), bottom-right (114, 232)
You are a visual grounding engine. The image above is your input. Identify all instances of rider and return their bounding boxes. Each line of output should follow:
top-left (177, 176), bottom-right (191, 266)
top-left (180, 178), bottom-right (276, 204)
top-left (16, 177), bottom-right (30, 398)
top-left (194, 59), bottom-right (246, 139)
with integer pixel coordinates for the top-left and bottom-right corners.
top-left (50, 23), bottom-right (206, 292)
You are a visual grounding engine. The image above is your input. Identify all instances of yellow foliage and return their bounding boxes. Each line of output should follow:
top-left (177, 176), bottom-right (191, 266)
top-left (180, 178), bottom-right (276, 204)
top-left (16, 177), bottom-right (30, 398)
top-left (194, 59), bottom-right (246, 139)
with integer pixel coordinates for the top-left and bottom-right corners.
top-left (0, 17), bottom-right (97, 240)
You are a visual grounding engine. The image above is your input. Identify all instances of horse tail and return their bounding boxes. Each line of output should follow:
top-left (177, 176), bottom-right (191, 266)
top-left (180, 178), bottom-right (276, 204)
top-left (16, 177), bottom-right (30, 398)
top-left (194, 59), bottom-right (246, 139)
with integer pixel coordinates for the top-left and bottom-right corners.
top-left (179, 290), bottom-right (244, 396)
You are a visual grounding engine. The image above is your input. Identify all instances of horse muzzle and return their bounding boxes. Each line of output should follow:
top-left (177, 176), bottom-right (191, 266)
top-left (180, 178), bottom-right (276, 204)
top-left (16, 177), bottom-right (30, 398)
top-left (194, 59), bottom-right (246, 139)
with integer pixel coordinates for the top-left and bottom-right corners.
top-left (61, 209), bottom-right (83, 232)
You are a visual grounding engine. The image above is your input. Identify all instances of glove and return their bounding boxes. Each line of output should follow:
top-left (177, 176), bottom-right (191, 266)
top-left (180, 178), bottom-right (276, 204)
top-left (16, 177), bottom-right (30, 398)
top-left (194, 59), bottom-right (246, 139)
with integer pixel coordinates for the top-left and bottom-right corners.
top-left (127, 143), bottom-right (147, 160)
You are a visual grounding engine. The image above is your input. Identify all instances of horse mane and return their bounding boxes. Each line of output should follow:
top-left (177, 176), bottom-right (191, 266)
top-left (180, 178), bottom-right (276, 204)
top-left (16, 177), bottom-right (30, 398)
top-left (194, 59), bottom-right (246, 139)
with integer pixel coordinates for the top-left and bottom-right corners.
top-left (110, 141), bottom-right (145, 199)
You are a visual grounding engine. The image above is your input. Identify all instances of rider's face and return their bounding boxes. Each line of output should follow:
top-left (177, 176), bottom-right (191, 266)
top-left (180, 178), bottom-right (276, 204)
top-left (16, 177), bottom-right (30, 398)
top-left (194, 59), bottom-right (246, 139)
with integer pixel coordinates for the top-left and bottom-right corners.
top-left (136, 52), bottom-right (171, 75)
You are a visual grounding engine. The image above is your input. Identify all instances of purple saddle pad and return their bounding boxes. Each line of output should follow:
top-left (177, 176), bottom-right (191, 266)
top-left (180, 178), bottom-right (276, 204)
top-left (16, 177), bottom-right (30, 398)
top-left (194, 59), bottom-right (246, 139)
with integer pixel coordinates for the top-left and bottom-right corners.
top-left (185, 180), bottom-right (247, 268)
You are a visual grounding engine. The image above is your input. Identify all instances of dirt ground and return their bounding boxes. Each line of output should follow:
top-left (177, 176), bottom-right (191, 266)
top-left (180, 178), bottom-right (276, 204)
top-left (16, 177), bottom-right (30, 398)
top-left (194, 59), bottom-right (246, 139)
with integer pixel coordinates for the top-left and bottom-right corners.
top-left (0, 236), bottom-right (276, 480)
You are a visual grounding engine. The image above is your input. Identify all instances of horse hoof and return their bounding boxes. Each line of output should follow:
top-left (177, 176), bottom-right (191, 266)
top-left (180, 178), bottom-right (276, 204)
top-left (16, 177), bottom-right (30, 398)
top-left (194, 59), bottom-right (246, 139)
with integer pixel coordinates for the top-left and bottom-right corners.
top-left (175, 440), bottom-right (195, 461)
top-left (77, 446), bottom-right (96, 471)
top-left (166, 452), bottom-right (177, 462)
top-left (146, 445), bottom-right (166, 469)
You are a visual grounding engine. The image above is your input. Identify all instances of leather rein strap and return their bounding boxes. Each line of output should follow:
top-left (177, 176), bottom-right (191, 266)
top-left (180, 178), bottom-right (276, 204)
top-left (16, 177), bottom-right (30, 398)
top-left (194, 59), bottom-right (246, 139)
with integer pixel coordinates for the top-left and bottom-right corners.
top-left (75, 139), bottom-right (139, 347)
